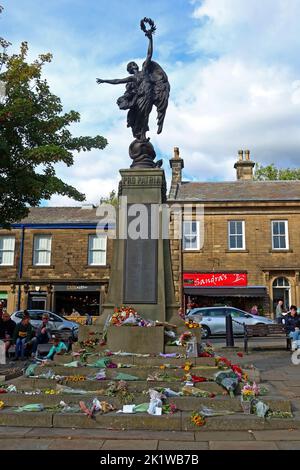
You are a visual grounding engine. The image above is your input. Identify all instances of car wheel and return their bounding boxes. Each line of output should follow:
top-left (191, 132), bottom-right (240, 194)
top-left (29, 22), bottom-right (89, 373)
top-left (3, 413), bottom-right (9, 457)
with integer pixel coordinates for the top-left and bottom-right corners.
top-left (201, 325), bottom-right (211, 339)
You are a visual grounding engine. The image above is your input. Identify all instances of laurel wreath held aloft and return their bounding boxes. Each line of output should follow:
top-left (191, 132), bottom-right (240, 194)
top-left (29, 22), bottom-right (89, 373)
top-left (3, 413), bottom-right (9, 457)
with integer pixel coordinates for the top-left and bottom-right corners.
top-left (140, 17), bottom-right (156, 36)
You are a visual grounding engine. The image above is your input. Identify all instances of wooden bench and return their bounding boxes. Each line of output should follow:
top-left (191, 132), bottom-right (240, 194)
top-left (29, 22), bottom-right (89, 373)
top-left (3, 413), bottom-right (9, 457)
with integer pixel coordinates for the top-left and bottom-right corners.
top-left (244, 323), bottom-right (291, 353)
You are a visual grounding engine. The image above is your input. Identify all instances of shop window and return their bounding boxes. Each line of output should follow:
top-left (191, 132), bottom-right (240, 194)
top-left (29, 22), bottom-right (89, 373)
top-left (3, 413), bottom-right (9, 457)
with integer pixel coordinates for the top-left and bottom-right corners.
top-left (272, 221), bottom-right (289, 250)
top-left (228, 221), bottom-right (245, 250)
top-left (33, 235), bottom-right (52, 266)
top-left (0, 236), bottom-right (15, 266)
top-left (183, 221), bottom-right (200, 251)
top-left (88, 235), bottom-right (107, 266)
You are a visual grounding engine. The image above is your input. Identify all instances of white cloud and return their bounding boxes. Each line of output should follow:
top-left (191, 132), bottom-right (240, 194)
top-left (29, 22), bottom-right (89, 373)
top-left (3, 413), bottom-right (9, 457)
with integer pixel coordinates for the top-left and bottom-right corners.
top-left (7, 0), bottom-right (300, 205)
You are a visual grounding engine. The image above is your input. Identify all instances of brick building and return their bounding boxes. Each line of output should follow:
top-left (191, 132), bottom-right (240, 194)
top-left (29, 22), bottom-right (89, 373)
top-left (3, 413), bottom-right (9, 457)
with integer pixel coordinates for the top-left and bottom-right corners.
top-left (0, 206), bottom-right (112, 315)
top-left (169, 149), bottom-right (300, 317)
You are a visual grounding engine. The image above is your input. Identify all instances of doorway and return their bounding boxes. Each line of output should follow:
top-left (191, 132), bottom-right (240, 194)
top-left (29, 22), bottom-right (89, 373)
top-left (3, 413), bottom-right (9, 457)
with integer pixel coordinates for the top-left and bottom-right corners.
top-left (272, 277), bottom-right (291, 313)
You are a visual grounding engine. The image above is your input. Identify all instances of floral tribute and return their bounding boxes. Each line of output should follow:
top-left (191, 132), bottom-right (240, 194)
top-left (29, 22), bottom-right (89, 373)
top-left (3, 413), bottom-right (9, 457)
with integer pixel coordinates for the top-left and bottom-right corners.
top-left (241, 382), bottom-right (260, 401)
top-left (110, 306), bottom-right (152, 327)
top-left (184, 319), bottom-right (201, 330)
top-left (191, 411), bottom-right (206, 427)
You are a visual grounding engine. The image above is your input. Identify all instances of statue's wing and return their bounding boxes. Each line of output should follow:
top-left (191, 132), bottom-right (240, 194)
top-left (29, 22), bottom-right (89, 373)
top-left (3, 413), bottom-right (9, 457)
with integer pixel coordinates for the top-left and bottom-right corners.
top-left (147, 61), bottom-right (170, 134)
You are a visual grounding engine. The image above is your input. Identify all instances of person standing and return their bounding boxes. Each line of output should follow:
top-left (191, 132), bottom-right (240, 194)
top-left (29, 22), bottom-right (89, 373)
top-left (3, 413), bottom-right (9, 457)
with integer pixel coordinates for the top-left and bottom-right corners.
top-left (275, 300), bottom-right (285, 324)
top-left (0, 311), bottom-right (16, 356)
top-left (250, 305), bottom-right (258, 315)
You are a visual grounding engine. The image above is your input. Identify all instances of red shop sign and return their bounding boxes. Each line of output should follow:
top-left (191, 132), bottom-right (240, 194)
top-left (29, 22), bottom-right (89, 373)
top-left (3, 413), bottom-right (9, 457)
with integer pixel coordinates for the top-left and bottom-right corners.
top-left (183, 273), bottom-right (248, 288)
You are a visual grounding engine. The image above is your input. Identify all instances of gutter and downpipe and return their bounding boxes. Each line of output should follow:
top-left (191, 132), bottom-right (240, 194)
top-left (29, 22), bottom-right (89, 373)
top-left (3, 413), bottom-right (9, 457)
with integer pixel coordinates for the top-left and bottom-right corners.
top-left (17, 225), bottom-right (25, 310)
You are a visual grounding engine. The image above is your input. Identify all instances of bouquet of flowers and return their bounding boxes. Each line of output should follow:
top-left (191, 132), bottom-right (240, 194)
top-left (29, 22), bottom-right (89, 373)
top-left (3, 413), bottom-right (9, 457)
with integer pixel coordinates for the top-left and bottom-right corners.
top-left (110, 306), bottom-right (153, 327)
top-left (241, 382), bottom-right (260, 401)
top-left (191, 411), bottom-right (206, 427)
top-left (184, 319), bottom-right (201, 329)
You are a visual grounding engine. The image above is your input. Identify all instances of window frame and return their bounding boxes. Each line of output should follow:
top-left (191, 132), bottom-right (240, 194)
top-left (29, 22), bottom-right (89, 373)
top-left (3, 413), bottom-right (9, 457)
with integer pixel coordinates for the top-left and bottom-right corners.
top-left (228, 220), bottom-right (246, 251)
top-left (88, 234), bottom-right (107, 266)
top-left (271, 220), bottom-right (289, 250)
top-left (182, 220), bottom-right (200, 251)
top-left (33, 235), bottom-right (52, 266)
top-left (0, 235), bottom-right (15, 266)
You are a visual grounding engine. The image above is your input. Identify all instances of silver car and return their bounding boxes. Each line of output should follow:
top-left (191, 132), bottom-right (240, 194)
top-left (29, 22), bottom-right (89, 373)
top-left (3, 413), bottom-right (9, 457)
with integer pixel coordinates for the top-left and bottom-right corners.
top-left (187, 306), bottom-right (274, 339)
top-left (11, 309), bottom-right (79, 340)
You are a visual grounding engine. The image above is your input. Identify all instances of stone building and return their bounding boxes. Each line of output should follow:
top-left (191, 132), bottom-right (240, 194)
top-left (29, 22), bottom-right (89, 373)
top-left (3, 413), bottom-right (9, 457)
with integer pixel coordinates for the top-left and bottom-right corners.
top-left (0, 206), bottom-right (112, 315)
top-left (169, 149), bottom-right (300, 317)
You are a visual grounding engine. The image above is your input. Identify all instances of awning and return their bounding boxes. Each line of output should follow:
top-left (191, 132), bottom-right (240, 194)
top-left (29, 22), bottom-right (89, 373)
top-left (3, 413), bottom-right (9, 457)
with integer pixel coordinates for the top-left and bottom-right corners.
top-left (184, 287), bottom-right (267, 297)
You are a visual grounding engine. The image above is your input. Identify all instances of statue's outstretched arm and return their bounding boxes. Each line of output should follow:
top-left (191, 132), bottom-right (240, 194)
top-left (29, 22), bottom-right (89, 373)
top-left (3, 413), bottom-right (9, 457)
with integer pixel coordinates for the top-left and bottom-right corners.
top-left (96, 77), bottom-right (133, 85)
top-left (143, 34), bottom-right (153, 70)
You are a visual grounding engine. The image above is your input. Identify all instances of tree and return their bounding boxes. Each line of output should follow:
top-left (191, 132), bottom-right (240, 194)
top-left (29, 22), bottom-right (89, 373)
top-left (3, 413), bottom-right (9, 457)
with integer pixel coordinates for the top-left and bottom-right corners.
top-left (0, 6), bottom-right (107, 227)
top-left (254, 163), bottom-right (300, 181)
top-left (99, 190), bottom-right (118, 207)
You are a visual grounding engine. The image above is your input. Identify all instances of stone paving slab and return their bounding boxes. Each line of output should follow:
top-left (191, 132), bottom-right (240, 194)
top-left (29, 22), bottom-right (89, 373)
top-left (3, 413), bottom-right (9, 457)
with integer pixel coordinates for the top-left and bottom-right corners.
top-left (252, 430), bottom-right (300, 441)
top-left (0, 438), bottom-right (51, 450)
top-left (0, 426), bottom-right (32, 437)
top-left (276, 441), bottom-right (300, 450)
top-left (25, 427), bottom-right (195, 441)
top-left (194, 431), bottom-right (254, 441)
top-left (209, 441), bottom-right (278, 450)
top-left (101, 439), bottom-right (158, 450)
top-left (48, 439), bottom-right (104, 450)
top-left (158, 440), bottom-right (208, 450)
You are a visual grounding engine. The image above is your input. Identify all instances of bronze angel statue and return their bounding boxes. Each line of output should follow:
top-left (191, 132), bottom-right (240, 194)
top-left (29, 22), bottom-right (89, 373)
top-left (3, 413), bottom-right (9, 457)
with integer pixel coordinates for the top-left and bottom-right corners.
top-left (96, 18), bottom-right (170, 168)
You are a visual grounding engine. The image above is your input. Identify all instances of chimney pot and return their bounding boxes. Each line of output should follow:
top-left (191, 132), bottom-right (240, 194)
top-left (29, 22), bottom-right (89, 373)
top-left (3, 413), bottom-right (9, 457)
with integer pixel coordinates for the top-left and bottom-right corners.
top-left (238, 150), bottom-right (244, 161)
top-left (174, 147), bottom-right (180, 159)
top-left (245, 150), bottom-right (250, 161)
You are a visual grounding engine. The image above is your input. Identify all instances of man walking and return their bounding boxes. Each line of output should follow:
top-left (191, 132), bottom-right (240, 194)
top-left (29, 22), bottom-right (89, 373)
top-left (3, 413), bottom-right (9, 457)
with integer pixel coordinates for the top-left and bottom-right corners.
top-left (275, 299), bottom-right (285, 324)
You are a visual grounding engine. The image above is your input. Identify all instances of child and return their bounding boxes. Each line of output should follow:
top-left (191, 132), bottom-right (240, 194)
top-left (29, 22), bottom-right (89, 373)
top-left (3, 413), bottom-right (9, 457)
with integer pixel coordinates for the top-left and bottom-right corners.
top-left (44, 335), bottom-right (68, 361)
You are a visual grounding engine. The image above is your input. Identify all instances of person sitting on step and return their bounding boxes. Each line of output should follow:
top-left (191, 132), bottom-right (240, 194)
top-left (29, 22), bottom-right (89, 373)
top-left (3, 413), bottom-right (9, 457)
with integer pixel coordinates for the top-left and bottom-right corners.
top-left (284, 305), bottom-right (300, 351)
top-left (44, 335), bottom-right (68, 361)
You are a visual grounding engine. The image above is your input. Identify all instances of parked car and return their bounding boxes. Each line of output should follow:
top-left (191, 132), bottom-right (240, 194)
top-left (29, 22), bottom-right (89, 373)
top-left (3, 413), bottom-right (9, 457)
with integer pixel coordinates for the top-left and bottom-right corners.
top-left (186, 306), bottom-right (274, 339)
top-left (11, 310), bottom-right (79, 340)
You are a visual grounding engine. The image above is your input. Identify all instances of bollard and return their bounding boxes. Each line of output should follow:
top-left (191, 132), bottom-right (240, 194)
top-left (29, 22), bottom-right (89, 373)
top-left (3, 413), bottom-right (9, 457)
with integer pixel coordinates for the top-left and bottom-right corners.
top-left (226, 314), bottom-right (235, 347)
top-left (0, 340), bottom-right (6, 365)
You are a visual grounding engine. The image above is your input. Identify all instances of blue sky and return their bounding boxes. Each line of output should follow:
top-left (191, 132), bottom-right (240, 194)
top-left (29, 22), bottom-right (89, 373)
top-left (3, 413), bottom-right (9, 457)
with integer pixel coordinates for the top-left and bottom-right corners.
top-left (1, 0), bottom-right (300, 205)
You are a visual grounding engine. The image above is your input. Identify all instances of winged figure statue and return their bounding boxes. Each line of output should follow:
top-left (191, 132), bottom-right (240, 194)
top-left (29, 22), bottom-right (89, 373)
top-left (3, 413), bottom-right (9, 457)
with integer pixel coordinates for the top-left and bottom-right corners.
top-left (97, 18), bottom-right (170, 168)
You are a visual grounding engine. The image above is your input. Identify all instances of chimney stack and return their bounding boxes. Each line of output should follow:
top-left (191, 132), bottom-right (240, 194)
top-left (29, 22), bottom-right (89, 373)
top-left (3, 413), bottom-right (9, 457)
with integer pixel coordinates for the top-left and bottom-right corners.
top-left (234, 149), bottom-right (255, 180)
top-left (169, 147), bottom-right (184, 199)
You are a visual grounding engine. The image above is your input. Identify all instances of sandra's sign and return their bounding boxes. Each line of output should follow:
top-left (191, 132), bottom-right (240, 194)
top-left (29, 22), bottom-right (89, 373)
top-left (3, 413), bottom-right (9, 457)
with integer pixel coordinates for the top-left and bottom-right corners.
top-left (183, 272), bottom-right (248, 288)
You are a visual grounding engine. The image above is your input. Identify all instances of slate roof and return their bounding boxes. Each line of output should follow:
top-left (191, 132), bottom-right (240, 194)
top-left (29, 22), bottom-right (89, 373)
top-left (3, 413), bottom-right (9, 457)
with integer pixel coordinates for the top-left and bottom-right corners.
top-left (173, 180), bottom-right (300, 202)
top-left (17, 206), bottom-right (100, 224)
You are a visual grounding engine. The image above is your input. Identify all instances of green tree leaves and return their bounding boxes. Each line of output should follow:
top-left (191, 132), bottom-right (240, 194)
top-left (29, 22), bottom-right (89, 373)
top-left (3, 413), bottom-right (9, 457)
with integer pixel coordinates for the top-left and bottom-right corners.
top-left (0, 6), bottom-right (107, 227)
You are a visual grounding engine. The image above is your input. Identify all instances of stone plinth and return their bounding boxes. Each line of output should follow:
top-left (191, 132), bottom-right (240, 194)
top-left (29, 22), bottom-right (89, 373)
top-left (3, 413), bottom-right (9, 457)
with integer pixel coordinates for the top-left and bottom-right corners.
top-left (106, 326), bottom-right (164, 354)
top-left (100, 168), bottom-right (178, 327)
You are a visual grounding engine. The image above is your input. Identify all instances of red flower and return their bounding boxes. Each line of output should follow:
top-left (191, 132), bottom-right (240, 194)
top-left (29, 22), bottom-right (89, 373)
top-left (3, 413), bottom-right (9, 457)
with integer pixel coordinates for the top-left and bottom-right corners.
top-left (191, 375), bottom-right (207, 383)
top-left (237, 352), bottom-right (243, 358)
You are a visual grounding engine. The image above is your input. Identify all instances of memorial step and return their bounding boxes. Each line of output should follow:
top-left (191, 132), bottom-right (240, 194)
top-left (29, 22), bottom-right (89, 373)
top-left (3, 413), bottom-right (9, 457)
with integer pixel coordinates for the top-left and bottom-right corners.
top-left (1, 392), bottom-right (292, 413)
top-left (0, 409), bottom-right (297, 432)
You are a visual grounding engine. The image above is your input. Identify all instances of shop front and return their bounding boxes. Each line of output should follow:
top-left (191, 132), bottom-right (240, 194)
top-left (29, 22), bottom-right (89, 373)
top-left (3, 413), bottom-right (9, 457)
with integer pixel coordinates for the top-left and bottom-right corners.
top-left (183, 272), bottom-right (267, 314)
top-left (53, 284), bottom-right (102, 316)
top-left (0, 291), bottom-right (8, 314)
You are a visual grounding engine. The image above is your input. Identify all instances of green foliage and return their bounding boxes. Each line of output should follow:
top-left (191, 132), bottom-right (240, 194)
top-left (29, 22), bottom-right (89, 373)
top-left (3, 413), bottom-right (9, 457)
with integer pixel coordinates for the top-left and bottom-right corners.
top-left (99, 190), bottom-right (118, 207)
top-left (0, 7), bottom-right (107, 227)
top-left (254, 163), bottom-right (300, 181)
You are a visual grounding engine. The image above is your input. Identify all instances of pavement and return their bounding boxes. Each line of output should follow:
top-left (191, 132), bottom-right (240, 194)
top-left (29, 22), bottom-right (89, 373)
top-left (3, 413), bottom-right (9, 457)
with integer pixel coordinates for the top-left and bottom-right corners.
top-left (0, 337), bottom-right (300, 450)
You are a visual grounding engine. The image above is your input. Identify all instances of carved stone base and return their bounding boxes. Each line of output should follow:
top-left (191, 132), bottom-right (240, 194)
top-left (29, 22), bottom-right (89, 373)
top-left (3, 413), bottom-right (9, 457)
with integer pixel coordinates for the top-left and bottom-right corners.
top-left (129, 138), bottom-right (162, 168)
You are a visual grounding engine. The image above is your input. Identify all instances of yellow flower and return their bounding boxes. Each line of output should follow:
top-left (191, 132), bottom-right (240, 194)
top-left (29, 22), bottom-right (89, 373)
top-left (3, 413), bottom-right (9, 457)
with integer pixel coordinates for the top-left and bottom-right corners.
top-left (0, 401), bottom-right (4, 409)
